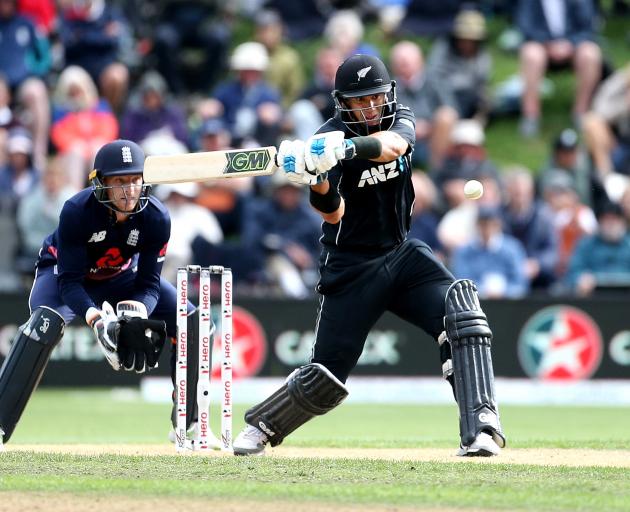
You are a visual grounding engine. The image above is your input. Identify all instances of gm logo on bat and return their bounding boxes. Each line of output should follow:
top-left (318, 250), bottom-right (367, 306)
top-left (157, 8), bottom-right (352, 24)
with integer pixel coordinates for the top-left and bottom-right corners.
top-left (226, 149), bottom-right (272, 174)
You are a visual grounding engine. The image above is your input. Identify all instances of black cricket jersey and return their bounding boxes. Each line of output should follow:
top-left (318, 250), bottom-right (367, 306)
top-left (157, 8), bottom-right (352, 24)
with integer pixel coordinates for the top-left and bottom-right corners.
top-left (37, 188), bottom-right (171, 318)
top-left (316, 104), bottom-right (416, 253)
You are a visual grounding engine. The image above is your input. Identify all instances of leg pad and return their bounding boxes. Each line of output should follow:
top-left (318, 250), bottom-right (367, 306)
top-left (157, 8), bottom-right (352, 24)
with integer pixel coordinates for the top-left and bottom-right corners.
top-left (245, 363), bottom-right (348, 447)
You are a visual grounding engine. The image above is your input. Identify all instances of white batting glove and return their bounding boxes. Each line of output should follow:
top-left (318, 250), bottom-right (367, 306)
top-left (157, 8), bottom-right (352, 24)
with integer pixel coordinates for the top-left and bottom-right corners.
top-left (86, 301), bottom-right (121, 371)
top-left (277, 139), bottom-right (312, 186)
top-left (304, 131), bottom-right (346, 175)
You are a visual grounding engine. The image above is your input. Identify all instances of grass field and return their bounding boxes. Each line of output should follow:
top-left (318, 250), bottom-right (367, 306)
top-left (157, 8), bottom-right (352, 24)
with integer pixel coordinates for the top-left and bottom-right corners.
top-left (1, 389), bottom-right (629, 512)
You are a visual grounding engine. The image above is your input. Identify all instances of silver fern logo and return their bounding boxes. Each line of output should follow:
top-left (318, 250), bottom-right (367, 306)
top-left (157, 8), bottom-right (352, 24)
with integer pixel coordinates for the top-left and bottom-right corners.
top-left (356, 66), bottom-right (372, 81)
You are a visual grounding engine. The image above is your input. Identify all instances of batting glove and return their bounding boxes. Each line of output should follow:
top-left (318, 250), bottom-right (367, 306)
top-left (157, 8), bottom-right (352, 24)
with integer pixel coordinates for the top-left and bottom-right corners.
top-left (86, 301), bottom-right (121, 371)
top-left (277, 139), bottom-right (315, 186)
top-left (304, 131), bottom-right (346, 175)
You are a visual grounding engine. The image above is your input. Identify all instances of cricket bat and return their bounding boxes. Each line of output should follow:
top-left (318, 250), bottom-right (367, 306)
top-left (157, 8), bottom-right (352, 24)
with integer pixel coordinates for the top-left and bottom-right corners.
top-left (143, 147), bottom-right (278, 184)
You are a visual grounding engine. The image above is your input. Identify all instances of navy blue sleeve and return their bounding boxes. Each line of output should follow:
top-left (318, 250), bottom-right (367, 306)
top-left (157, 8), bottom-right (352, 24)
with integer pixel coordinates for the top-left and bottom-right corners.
top-left (57, 202), bottom-right (99, 319)
top-left (130, 203), bottom-right (171, 315)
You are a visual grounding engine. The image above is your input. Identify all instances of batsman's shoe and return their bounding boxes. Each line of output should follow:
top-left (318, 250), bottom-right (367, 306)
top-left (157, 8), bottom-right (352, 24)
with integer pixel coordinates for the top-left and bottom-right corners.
top-left (233, 425), bottom-right (268, 456)
top-left (0, 428), bottom-right (4, 452)
top-left (457, 431), bottom-right (501, 457)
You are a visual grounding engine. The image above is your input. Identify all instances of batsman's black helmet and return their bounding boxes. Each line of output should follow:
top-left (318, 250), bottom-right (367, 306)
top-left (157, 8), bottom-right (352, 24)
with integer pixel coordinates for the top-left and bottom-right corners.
top-left (332, 54), bottom-right (397, 135)
top-left (89, 139), bottom-right (151, 214)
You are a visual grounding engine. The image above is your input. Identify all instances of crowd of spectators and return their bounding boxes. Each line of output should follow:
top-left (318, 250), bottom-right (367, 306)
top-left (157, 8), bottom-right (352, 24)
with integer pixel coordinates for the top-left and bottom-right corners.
top-left (1, 0), bottom-right (630, 299)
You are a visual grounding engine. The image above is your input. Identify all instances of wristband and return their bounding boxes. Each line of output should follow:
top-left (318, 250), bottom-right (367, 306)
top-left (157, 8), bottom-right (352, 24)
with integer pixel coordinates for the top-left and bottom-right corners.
top-left (310, 185), bottom-right (341, 214)
top-left (347, 137), bottom-right (382, 160)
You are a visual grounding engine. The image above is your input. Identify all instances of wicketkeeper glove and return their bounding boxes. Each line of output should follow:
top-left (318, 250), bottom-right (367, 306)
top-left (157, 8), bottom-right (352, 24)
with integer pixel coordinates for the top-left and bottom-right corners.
top-left (86, 301), bottom-right (122, 371)
top-left (114, 300), bottom-right (167, 373)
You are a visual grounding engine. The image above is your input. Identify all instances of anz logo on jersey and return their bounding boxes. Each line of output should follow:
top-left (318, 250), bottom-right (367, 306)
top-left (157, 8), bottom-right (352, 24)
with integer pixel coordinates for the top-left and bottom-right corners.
top-left (357, 156), bottom-right (409, 188)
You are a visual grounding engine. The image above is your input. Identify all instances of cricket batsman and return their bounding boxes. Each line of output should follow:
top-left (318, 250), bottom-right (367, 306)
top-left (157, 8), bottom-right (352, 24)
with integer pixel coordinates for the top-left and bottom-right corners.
top-left (232, 55), bottom-right (506, 456)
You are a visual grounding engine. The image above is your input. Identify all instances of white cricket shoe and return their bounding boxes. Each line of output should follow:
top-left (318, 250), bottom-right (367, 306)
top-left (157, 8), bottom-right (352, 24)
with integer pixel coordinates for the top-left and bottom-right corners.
top-left (233, 425), bottom-right (268, 456)
top-left (457, 431), bottom-right (501, 457)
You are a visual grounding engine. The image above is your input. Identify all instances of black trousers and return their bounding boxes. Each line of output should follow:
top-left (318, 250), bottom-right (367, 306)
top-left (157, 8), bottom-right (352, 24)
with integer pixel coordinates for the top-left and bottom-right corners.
top-left (312, 239), bottom-right (454, 383)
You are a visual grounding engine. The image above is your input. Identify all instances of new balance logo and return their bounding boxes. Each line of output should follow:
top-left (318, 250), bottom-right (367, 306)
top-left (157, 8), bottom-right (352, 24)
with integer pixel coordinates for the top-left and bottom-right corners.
top-left (357, 162), bottom-right (399, 187)
top-left (88, 231), bottom-right (107, 243)
top-left (121, 146), bottom-right (133, 163)
top-left (258, 421), bottom-right (275, 437)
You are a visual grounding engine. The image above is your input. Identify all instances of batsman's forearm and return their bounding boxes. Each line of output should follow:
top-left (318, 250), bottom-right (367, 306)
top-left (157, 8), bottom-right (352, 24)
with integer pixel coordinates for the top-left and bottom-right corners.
top-left (366, 131), bottom-right (408, 162)
top-left (310, 181), bottom-right (344, 224)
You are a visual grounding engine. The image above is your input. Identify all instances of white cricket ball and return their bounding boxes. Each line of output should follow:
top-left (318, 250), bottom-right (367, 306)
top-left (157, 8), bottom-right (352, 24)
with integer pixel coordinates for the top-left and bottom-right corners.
top-left (464, 179), bottom-right (484, 200)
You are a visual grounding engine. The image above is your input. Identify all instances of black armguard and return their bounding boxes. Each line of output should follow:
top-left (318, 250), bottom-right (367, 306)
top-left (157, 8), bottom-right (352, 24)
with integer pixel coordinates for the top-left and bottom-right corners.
top-left (310, 185), bottom-right (341, 214)
top-left (348, 136), bottom-right (382, 160)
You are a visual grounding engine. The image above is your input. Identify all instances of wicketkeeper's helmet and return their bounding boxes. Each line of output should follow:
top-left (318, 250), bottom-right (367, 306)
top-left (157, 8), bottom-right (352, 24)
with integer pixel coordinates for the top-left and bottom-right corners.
top-left (332, 54), bottom-right (397, 136)
top-left (89, 140), bottom-right (152, 214)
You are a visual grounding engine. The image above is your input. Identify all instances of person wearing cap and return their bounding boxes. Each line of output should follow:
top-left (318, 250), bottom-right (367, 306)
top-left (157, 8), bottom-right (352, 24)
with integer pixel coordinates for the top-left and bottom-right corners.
top-left (426, 8), bottom-right (492, 121)
top-left (0, 128), bottom-right (39, 204)
top-left (538, 128), bottom-right (599, 208)
top-left (516, 0), bottom-right (602, 137)
top-left (255, 9), bottom-right (305, 109)
top-left (565, 201), bottom-right (630, 296)
top-left (431, 119), bottom-right (499, 191)
top-left (232, 54), bottom-right (506, 458)
top-left (239, 171), bottom-right (321, 298)
top-left (0, 140), bottom-right (176, 447)
top-left (212, 41), bottom-right (282, 145)
top-left (451, 205), bottom-right (529, 298)
top-left (120, 71), bottom-right (189, 150)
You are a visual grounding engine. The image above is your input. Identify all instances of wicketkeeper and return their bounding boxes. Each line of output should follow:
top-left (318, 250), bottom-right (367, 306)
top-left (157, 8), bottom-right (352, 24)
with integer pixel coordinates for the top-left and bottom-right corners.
top-left (0, 140), bottom-right (178, 446)
top-left (232, 55), bottom-right (506, 456)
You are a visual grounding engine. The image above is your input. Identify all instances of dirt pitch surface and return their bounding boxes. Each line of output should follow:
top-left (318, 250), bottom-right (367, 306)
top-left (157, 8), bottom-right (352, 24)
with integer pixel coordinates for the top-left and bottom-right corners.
top-left (6, 443), bottom-right (630, 467)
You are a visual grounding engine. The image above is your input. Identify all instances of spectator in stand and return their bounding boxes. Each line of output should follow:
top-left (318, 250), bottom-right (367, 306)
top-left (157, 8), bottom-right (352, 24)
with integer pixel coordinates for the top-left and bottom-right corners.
top-left (431, 119), bottom-right (499, 191)
top-left (0, 0), bottom-right (50, 171)
top-left (58, 0), bottom-right (132, 113)
top-left (263, 0), bottom-right (327, 41)
top-left (241, 171), bottom-right (321, 298)
top-left (502, 167), bottom-right (559, 289)
top-left (0, 128), bottom-right (39, 206)
top-left (17, 0), bottom-right (56, 35)
top-left (538, 128), bottom-right (602, 209)
top-left (212, 42), bottom-right (282, 146)
top-left (409, 171), bottom-right (443, 257)
top-left (156, 183), bottom-right (223, 284)
top-left (582, 64), bottom-right (630, 201)
top-left (390, 40), bottom-right (458, 168)
top-left (516, 0), bottom-right (602, 137)
top-left (541, 173), bottom-right (597, 278)
top-left (299, 47), bottom-right (343, 123)
top-left (620, 185), bottom-right (630, 227)
top-left (16, 156), bottom-right (75, 267)
top-left (396, 0), bottom-right (462, 38)
top-left (50, 65), bottom-right (118, 190)
top-left (324, 10), bottom-right (379, 59)
top-left (451, 205), bottom-right (529, 299)
top-left (120, 70), bottom-right (189, 151)
top-left (565, 201), bottom-right (630, 296)
top-left (151, 1), bottom-right (231, 95)
top-left (255, 9), bottom-right (305, 110)
top-left (0, 75), bottom-right (20, 167)
top-left (437, 173), bottom-right (503, 255)
top-left (426, 8), bottom-right (492, 121)
top-left (288, 47), bottom-right (343, 141)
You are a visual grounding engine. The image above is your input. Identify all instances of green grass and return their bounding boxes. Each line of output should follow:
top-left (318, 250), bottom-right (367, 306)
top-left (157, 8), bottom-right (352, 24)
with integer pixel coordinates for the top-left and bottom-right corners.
top-left (2, 389), bottom-right (630, 511)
